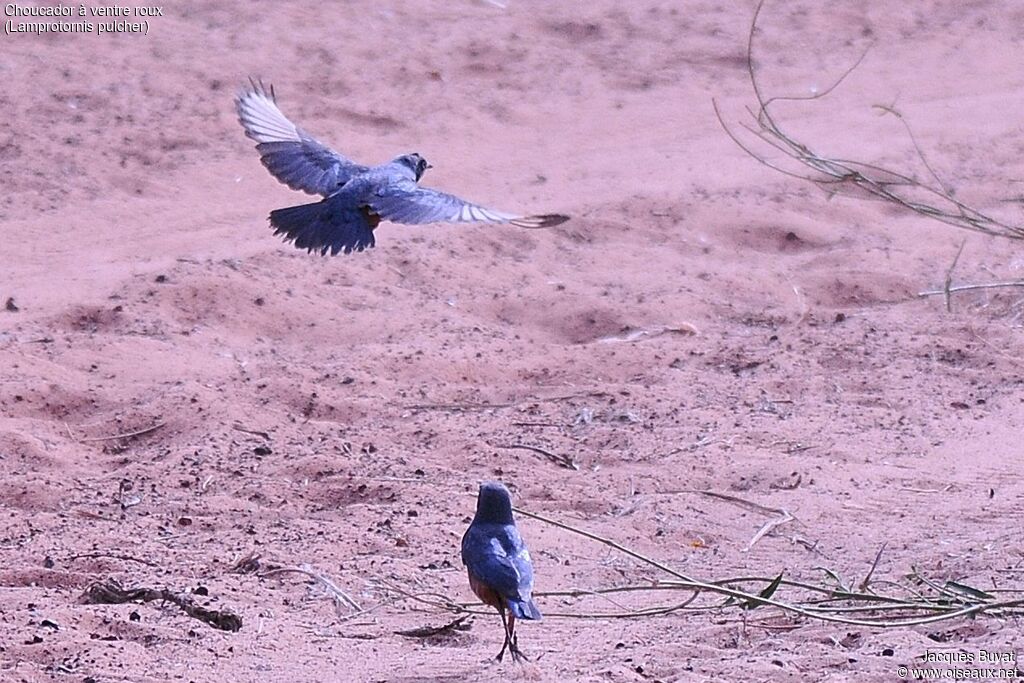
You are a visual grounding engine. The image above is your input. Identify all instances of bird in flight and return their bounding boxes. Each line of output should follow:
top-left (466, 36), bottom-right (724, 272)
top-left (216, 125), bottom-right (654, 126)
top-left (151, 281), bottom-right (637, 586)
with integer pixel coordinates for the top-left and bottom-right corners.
top-left (461, 482), bottom-right (542, 663)
top-left (235, 81), bottom-right (569, 255)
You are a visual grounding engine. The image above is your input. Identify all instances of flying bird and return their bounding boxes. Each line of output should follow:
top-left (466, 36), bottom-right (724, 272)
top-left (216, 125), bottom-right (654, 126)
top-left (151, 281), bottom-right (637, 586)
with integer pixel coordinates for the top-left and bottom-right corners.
top-left (235, 81), bottom-right (569, 255)
top-left (461, 482), bottom-right (541, 663)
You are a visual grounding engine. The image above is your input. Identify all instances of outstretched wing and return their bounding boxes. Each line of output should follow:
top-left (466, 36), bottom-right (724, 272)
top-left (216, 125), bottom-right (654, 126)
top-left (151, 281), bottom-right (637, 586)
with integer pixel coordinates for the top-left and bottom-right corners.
top-left (236, 80), bottom-right (369, 197)
top-left (368, 178), bottom-right (569, 229)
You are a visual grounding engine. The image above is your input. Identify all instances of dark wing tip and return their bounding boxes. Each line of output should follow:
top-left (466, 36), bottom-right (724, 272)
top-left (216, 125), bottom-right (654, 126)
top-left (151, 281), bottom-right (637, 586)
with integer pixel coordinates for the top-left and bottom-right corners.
top-left (536, 213), bottom-right (570, 228)
top-left (242, 77), bottom-right (275, 101)
top-left (511, 213), bottom-right (570, 229)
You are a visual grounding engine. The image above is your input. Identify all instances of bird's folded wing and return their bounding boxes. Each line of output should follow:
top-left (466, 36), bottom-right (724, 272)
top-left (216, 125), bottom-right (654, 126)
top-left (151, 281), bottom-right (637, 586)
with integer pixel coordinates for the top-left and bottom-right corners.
top-left (465, 546), bottom-right (524, 599)
top-left (368, 180), bottom-right (569, 229)
top-left (236, 80), bottom-right (369, 196)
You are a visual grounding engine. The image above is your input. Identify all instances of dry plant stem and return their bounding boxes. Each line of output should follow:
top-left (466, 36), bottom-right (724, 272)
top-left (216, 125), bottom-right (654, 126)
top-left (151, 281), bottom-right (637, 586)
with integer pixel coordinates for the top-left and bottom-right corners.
top-left (375, 578), bottom-right (701, 621)
top-left (405, 390), bottom-right (612, 413)
top-left (859, 543), bottom-right (887, 592)
top-left (334, 594), bottom-right (402, 623)
top-left (717, 0), bottom-right (1024, 241)
top-left (513, 507), bottom-right (1021, 627)
top-left (373, 578), bottom-right (493, 616)
top-left (945, 241), bottom-right (966, 312)
top-left (497, 443), bottom-right (578, 470)
top-left (512, 508), bottom-right (696, 584)
top-left (919, 282), bottom-right (1024, 297)
top-left (539, 601), bottom-right (704, 620)
top-left (261, 565), bottom-right (361, 611)
top-left (869, 578), bottom-right (940, 606)
top-left (668, 489), bottom-right (795, 550)
top-left (385, 581), bottom-right (705, 620)
top-left (155, 550), bottom-right (1024, 627)
top-left (929, 240), bottom-right (969, 312)
top-left (65, 552), bottom-right (158, 567)
top-left (79, 421), bottom-right (165, 443)
top-left (798, 603), bottom-right (956, 615)
top-left (401, 401), bottom-right (509, 411)
top-left (543, 584), bottom-right (702, 616)
top-left (394, 615), bottom-right (471, 638)
top-left (908, 568), bottom-right (977, 603)
top-left (746, 509), bottom-right (794, 551)
top-left (684, 575), bottom-right (947, 607)
top-left (677, 489), bottom-right (787, 517)
top-left (378, 565), bottom-right (1024, 624)
top-left (232, 423), bottom-right (271, 440)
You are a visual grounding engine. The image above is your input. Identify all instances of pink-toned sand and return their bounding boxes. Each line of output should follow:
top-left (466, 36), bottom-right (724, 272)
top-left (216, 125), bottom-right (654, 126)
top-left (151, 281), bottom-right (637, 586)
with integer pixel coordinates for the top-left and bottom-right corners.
top-left (3, 1), bottom-right (1024, 681)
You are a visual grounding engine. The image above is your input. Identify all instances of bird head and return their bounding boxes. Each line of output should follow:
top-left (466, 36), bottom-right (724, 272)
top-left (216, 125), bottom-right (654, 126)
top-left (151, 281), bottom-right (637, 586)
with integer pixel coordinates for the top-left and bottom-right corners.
top-left (394, 153), bottom-right (432, 181)
top-left (473, 481), bottom-right (515, 525)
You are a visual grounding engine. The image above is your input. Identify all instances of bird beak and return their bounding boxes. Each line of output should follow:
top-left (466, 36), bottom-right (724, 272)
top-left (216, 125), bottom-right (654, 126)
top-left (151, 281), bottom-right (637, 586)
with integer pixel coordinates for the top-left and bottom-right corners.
top-left (425, 163), bottom-right (434, 169)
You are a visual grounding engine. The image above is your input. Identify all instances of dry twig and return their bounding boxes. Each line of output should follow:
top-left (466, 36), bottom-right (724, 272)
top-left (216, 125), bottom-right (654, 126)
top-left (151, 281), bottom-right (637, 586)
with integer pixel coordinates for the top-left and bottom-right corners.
top-left (515, 508), bottom-right (1024, 627)
top-left (81, 579), bottom-right (242, 632)
top-left (746, 509), bottom-right (795, 552)
top-left (64, 552), bottom-right (158, 568)
top-left (394, 615), bottom-right (472, 638)
top-left (859, 543), bottom-right (887, 592)
top-left (231, 423), bottom-right (271, 441)
top-left (80, 421), bottom-right (165, 443)
top-left (717, 0), bottom-right (1024, 242)
top-left (666, 489), bottom-right (796, 551)
top-left (497, 443), bottom-right (578, 471)
top-left (261, 564), bottom-right (361, 612)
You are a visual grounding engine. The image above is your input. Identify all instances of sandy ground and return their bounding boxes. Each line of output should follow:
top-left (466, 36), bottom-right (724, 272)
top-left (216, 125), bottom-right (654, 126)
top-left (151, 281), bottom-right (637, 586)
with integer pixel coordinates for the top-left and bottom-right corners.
top-left (3, 1), bottom-right (1024, 681)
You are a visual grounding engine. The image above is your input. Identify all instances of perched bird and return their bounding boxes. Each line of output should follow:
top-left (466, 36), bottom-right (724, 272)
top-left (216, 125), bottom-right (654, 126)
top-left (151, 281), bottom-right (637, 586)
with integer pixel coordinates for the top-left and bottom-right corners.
top-left (461, 482), bottom-right (541, 662)
top-left (235, 81), bottom-right (569, 255)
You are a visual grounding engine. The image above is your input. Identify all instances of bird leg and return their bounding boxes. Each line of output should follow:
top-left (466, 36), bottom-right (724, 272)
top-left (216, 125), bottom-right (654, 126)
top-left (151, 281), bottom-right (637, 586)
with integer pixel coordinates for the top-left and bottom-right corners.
top-left (496, 605), bottom-right (513, 662)
top-left (506, 611), bottom-right (530, 662)
top-left (495, 610), bottom-right (529, 663)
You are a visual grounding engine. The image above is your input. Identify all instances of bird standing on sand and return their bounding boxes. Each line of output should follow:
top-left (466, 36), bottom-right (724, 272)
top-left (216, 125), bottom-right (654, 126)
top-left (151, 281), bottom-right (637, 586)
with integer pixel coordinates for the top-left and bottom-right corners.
top-left (235, 81), bottom-right (569, 256)
top-left (461, 482), bottom-right (542, 662)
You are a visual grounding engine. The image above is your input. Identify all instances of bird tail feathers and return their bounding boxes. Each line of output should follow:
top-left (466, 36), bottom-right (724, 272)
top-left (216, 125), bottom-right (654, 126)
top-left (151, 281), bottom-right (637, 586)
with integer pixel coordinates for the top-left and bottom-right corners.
top-left (268, 199), bottom-right (375, 255)
top-left (270, 201), bottom-right (324, 237)
top-left (507, 597), bottom-right (542, 621)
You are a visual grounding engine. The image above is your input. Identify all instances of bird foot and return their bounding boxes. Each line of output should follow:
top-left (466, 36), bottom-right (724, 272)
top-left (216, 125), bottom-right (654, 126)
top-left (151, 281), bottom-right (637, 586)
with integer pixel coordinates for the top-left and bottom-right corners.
top-left (495, 645), bottom-right (530, 664)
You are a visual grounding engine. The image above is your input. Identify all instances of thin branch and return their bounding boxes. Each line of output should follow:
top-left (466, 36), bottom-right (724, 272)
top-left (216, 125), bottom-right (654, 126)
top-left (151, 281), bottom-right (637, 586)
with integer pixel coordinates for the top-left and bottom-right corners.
top-left (919, 281), bottom-right (1024, 297)
top-left (720, 0), bottom-right (1024, 241)
top-left (261, 565), bottom-right (360, 611)
top-left (65, 552), bottom-right (159, 568)
top-left (746, 509), bottom-right (795, 551)
top-left (79, 421), bottom-right (166, 443)
top-left (81, 579), bottom-right (242, 632)
top-left (942, 240), bottom-right (967, 312)
top-left (394, 615), bottom-right (471, 638)
top-left (859, 543), bottom-right (887, 592)
top-left (676, 489), bottom-right (789, 517)
top-left (232, 423), bottom-right (271, 441)
top-left (512, 506), bottom-right (1021, 627)
top-left (497, 443), bottom-right (578, 471)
